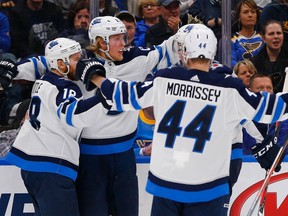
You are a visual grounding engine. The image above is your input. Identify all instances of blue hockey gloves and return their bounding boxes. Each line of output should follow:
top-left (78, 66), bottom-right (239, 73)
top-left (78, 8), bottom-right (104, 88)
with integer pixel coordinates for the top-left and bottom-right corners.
top-left (252, 134), bottom-right (283, 172)
top-left (75, 59), bottom-right (106, 91)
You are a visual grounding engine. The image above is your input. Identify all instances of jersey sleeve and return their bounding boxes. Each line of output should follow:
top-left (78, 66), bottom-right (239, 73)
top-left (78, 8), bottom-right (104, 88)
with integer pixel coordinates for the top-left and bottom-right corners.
top-left (15, 56), bottom-right (49, 81)
top-left (56, 82), bottom-right (104, 128)
top-left (100, 78), bottom-right (154, 111)
top-left (145, 36), bottom-right (180, 76)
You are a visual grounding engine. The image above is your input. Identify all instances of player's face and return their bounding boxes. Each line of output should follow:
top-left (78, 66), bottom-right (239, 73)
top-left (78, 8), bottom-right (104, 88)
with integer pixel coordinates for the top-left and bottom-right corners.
top-left (74, 9), bottom-right (90, 30)
top-left (250, 77), bottom-right (273, 93)
top-left (237, 64), bottom-right (255, 87)
top-left (108, 34), bottom-right (126, 61)
top-left (263, 23), bottom-right (283, 51)
top-left (239, 4), bottom-right (257, 28)
top-left (67, 52), bottom-right (82, 80)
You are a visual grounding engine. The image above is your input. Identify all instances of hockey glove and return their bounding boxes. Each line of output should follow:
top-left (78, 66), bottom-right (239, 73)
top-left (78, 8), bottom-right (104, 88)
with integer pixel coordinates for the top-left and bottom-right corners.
top-left (75, 59), bottom-right (106, 91)
top-left (0, 59), bottom-right (18, 89)
top-left (252, 134), bottom-right (283, 172)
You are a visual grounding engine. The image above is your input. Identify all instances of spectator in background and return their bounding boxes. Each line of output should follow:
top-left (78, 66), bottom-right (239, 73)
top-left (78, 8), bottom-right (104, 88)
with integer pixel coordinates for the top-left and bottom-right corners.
top-left (116, 11), bottom-right (137, 47)
top-left (249, 73), bottom-right (274, 93)
top-left (0, 0), bottom-right (15, 16)
top-left (134, 0), bottom-right (160, 47)
top-left (189, 0), bottom-right (222, 42)
top-left (99, 0), bottom-right (120, 17)
top-left (134, 107), bottom-right (154, 157)
top-left (7, 0), bottom-right (65, 59)
top-left (251, 20), bottom-right (288, 93)
top-left (0, 12), bottom-right (10, 55)
top-left (260, 0), bottom-right (288, 50)
top-left (59, 0), bottom-right (90, 49)
top-left (145, 0), bottom-right (182, 47)
top-left (0, 12), bottom-right (16, 62)
top-left (233, 59), bottom-right (257, 87)
top-left (231, 0), bottom-right (263, 67)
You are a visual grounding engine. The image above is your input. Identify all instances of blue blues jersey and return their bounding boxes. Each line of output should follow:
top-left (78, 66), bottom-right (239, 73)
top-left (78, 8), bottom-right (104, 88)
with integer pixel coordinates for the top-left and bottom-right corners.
top-left (231, 31), bottom-right (264, 67)
top-left (133, 109), bottom-right (155, 156)
top-left (5, 72), bottom-right (103, 180)
top-left (99, 67), bottom-right (288, 203)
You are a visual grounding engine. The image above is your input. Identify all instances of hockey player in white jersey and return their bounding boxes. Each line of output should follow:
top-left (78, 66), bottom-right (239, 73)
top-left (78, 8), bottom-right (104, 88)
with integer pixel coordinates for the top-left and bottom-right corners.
top-left (4, 38), bottom-right (107, 216)
top-left (76, 24), bottom-right (288, 215)
top-left (74, 16), bottom-right (178, 216)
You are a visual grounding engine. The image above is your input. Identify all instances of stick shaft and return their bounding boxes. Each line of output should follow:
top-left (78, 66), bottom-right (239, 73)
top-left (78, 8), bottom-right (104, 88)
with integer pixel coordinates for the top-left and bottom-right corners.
top-left (247, 133), bottom-right (288, 216)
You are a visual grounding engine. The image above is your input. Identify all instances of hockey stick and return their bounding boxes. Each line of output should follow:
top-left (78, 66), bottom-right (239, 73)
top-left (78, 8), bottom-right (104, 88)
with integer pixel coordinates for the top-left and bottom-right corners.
top-left (247, 130), bottom-right (288, 216)
top-left (257, 122), bottom-right (281, 216)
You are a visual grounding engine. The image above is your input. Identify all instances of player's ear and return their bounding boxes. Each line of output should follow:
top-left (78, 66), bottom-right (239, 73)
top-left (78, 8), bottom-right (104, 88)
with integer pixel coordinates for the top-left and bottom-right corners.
top-left (99, 38), bottom-right (107, 49)
top-left (57, 60), bottom-right (68, 73)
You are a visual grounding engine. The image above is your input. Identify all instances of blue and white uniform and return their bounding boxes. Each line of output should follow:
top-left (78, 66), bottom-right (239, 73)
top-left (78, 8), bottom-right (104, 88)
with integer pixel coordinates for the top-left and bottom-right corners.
top-left (99, 66), bottom-right (288, 203)
top-left (5, 71), bottom-right (103, 180)
top-left (76, 39), bottom-right (177, 216)
top-left (80, 42), bottom-right (176, 155)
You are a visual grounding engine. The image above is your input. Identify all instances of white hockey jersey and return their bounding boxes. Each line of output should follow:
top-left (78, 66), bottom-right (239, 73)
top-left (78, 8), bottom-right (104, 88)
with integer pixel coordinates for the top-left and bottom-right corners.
top-left (5, 72), bottom-right (103, 180)
top-left (99, 67), bottom-right (288, 203)
top-left (79, 38), bottom-right (177, 155)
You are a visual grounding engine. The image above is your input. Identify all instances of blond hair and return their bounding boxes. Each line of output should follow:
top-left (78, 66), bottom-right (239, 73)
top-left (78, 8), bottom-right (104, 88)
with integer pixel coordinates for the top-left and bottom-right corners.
top-left (233, 59), bottom-right (257, 75)
top-left (86, 37), bottom-right (102, 54)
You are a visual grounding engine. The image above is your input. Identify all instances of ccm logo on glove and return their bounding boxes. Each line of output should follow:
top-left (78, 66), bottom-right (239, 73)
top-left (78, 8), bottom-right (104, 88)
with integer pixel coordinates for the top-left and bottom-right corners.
top-left (253, 141), bottom-right (274, 158)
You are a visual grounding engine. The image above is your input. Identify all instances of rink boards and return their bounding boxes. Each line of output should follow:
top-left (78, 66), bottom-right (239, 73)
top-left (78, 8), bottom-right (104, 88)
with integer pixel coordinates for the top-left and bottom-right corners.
top-left (1, 156), bottom-right (288, 216)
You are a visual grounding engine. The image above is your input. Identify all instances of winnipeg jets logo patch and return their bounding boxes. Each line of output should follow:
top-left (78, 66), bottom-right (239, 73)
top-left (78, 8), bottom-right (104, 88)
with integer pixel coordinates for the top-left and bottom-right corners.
top-left (190, 75), bottom-right (200, 82)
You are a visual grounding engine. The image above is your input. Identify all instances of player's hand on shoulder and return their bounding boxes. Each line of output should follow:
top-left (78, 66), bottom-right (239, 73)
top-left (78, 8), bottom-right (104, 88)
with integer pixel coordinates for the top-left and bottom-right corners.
top-left (75, 59), bottom-right (106, 91)
top-left (0, 59), bottom-right (18, 89)
top-left (251, 134), bottom-right (283, 172)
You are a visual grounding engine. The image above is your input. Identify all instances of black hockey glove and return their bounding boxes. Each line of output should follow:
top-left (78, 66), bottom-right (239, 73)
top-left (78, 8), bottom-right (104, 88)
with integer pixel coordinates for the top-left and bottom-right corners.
top-left (75, 59), bottom-right (106, 91)
top-left (0, 59), bottom-right (18, 89)
top-left (252, 134), bottom-right (283, 172)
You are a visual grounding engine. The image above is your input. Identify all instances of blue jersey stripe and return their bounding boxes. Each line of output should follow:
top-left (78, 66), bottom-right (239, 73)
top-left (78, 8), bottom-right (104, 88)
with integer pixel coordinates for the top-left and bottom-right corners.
top-left (66, 99), bottom-right (77, 126)
top-left (39, 56), bottom-right (49, 73)
top-left (146, 179), bottom-right (229, 203)
top-left (231, 149), bottom-right (243, 160)
top-left (80, 138), bottom-right (133, 155)
top-left (272, 97), bottom-right (285, 122)
top-left (115, 82), bottom-right (123, 112)
top-left (130, 82), bottom-right (141, 110)
top-left (30, 57), bottom-right (41, 79)
top-left (5, 153), bottom-right (77, 180)
top-left (253, 92), bottom-right (268, 122)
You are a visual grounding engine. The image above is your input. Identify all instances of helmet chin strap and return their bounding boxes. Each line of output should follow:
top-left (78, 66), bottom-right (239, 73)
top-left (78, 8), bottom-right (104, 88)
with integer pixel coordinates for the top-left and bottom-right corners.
top-left (57, 65), bottom-right (70, 77)
top-left (99, 42), bottom-right (116, 61)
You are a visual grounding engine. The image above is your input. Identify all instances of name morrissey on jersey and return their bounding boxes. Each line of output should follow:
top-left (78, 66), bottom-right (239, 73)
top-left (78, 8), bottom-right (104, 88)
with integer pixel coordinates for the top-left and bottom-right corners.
top-left (166, 81), bottom-right (221, 102)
